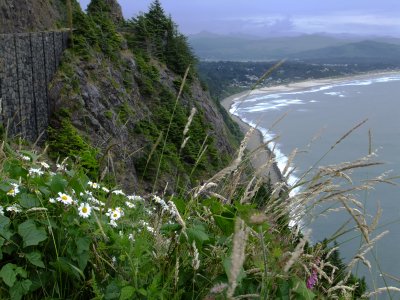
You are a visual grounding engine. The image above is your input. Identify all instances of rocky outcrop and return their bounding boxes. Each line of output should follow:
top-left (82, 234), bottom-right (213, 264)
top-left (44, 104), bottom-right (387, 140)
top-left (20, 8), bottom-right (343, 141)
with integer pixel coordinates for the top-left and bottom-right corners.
top-left (104, 0), bottom-right (124, 24)
top-left (0, 0), bottom-right (66, 34)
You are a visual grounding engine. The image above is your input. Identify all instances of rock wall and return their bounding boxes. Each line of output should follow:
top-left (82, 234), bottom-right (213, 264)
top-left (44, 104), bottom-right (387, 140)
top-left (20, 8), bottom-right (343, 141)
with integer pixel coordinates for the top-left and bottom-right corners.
top-left (0, 31), bottom-right (69, 140)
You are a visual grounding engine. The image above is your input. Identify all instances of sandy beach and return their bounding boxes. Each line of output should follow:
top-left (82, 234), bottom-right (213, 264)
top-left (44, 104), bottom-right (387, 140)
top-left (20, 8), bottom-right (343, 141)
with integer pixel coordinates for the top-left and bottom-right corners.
top-left (221, 70), bottom-right (400, 186)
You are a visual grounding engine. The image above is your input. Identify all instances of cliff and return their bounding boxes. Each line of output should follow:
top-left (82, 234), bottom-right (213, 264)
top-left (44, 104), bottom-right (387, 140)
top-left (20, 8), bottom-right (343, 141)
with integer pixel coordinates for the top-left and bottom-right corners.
top-left (44, 0), bottom-right (240, 193)
top-left (0, 0), bottom-right (67, 33)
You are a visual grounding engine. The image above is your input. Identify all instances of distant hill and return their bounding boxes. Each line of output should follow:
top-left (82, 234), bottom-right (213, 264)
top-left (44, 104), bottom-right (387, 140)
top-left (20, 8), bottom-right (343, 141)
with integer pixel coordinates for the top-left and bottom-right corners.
top-left (189, 32), bottom-right (400, 62)
top-left (290, 40), bottom-right (400, 63)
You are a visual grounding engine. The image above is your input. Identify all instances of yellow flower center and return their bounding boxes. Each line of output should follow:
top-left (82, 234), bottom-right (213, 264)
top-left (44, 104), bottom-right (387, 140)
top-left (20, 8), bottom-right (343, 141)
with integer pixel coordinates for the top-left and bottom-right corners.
top-left (61, 195), bottom-right (68, 201)
top-left (82, 207), bottom-right (88, 213)
top-left (113, 213), bottom-right (118, 218)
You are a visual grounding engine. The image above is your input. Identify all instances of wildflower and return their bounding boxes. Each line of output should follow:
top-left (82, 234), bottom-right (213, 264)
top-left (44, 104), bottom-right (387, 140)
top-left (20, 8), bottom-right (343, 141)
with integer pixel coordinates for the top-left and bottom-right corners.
top-left (40, 161), bottom-right (50, 169)
top-left (112, 189), bottom-right (125, 196)
top-left (87, 181), bottom-right (100, 189)
top-left (154, 195), bottom-right (169, 212)
top-left (128, 233), bottom-right (135, 241)
top-left (306, 269), bottom-right (318, 289)
top-left (125, 201), bottom-right (135, 208)
top-left (28, 167), bottom-right (44, 177)
top-left (306, 257), bottom-right (320, 289)
top-left (106, 208), bottom-right (122, 220)
top-left (57, 192), bottom-right (73, 205)
top-left (78, 203), bottom-right (92, 218)
top-left (127, 195), bottom-right (143, 201)
top-left (20, 155), bottom-right (30, 161)
top-left (0, 206), bottom-right (4, 215)
top-left (49, 198), bottom-right (56, 203)
top-left (7, 183), bottom-right (20, 197)
top-left (6, 204), bottom-right (22, 213)
top-left (56, 163), bottom-right (67, 172)
top-left (111, 256), bottom-right (117, 264)
top-left (102, 187), bottom-right (110, 193)
top-left (109, 219), bottom-right (118, 227)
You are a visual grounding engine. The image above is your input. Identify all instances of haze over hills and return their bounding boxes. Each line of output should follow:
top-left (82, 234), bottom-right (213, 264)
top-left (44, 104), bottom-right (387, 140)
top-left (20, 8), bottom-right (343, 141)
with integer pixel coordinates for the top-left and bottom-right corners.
top-left (188, 32), bottom-right (400, 62)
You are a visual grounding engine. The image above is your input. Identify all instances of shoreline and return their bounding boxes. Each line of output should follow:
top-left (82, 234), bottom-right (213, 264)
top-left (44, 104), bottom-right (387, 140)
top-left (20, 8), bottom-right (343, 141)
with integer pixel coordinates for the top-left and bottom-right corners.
top-left (221, 70), bottom-right (400, 186)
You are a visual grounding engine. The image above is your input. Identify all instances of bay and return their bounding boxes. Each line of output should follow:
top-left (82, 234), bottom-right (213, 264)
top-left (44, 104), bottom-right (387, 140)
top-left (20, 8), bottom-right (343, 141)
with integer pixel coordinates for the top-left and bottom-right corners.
top-left (231, 73), bottom-right (400, 291)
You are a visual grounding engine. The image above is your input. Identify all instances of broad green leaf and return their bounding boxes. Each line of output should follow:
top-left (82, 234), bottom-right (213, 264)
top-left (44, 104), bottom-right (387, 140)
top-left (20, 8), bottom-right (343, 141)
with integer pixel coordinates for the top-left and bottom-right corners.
top-left (276, 278), bottom-right (290, 300)
top-left (0, 263), bottom-right (17, 287)
top-left (120, 286), bottom-right (135, 300)
top-left (3, 160), bottom-right (28, 179)
top-left (290, 277), bottom-right (316, 300)
top-left (186, 224), bottom-right (209, 246)
top-left (76, 237), bottom-right (91, 254)
top-left (19, 193), bottom-right (40, 209)
top-left (48, 174), bottom-right (68, 193)
top-left (0, 215), bottom-right (13, 240)
top-left (50, 257), bottom-right (85, 280)
top-left (9, 279), bottom-right (32, 300)
top-left (25, 251), bottom-right (45, 268)
top-left (18, 219), bottom-right (47, 247)
top-left (160, 223), bottom-right (182, 235)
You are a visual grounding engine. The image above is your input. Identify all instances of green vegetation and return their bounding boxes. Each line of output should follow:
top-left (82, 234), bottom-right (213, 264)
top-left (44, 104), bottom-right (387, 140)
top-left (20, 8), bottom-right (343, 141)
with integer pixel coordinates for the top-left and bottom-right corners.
top-left (5, 0), bottom-right (387, 298)
top-left (0, 134), bottom-right (376, 299)
top-left (48, 118), bottom-right (100, 178)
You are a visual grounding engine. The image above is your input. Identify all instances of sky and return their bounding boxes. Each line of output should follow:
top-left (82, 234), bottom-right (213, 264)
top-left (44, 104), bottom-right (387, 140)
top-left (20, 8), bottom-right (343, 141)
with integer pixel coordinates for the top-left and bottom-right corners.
top-left (78, 0), bottom-right (400, 37)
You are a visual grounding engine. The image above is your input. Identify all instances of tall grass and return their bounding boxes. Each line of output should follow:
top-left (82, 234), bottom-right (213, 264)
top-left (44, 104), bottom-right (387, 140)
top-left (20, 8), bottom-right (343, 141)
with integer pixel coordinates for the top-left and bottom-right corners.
top-left (0, 70), bottom-right (398, 299)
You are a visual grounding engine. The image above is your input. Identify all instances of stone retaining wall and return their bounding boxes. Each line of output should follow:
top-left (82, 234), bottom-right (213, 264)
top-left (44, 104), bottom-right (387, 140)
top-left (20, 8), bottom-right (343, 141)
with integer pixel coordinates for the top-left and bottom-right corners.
top-left (0, 31), bottom-right (69, 141)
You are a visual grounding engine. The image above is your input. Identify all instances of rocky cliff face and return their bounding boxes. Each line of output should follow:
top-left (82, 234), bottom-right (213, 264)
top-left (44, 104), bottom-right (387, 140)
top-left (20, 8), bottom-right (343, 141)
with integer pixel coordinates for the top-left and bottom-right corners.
top-left (48, 46), bottom-right (237, 193)
top-left (104, 0), bottom-right (124, 24)
top-left (0, 0), bottom-right (66, 33)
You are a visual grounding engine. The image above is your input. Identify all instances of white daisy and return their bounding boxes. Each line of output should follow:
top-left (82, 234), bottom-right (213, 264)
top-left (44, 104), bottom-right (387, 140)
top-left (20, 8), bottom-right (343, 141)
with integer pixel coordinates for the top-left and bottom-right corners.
top-left (112, 189), bottom-right (125, 196)
top-left (87, 181), bottom-right (100, 189)
top-left (6, 204), bottom-right (22, 213)
top-left (125, 201), bottom-right (135, 208)
top-left (28, 167), bottom-right (44, 177)
top-left (78, 203), bottom-right (91, 218)
top-left (109, 219), bottom-right (118, 227)
top-left (7, 183), bottom-right (20, 197)
top-left (57, 192), bottom-right (73, 205)
top-left (106, 208), bottom-right (122, 220)
top-left (20, 155), bottom-right (31, 161)
top-left (127, 195), bottom-right (144, 201)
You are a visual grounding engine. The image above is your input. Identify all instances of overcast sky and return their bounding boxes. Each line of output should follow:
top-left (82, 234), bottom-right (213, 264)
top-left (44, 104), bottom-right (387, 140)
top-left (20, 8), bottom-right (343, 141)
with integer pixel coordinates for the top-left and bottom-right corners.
top-left (78, 0), bottom-right (400, 37)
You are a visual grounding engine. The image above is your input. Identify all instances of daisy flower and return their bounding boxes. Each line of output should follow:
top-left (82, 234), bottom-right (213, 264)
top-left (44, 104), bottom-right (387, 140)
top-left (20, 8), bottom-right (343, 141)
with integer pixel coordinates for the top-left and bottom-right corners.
top-left (6, 204), bottom-right (22, 213)
top-left (7, 183), bottom-right (20, 197)
top-left (112, 189), bottom-right (125, 196)
top-left (87, 181), bottom-right (100, 189)
top-left (109, 219), bottom-right (118, 227)
top-left (57, 192), bottom-right (73, 205)
top-left (106, 208), bottom-right (122, 220)
top-left (127, 195), bottom-right (144, 201)
top-left (28, 168), bottom-right (44, 177)
top-left (78, 203), bottom-right (92, 218)
top-left (125, 201), bottom-right (135, 208)
top-left (20, 155), bottom-right (31, 161)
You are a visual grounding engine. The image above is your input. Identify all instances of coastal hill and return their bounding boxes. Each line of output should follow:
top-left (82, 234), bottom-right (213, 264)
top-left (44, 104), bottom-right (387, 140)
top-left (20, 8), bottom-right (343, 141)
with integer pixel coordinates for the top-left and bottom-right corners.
top-left (0, 0), bottom-right (379, 299)
top-left (189, 31), bottom-right (400, 62)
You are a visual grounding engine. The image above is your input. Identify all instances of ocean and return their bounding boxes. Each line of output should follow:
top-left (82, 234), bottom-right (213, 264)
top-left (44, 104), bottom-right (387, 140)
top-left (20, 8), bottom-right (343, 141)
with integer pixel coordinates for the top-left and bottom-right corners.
top-left (230, 73), bottom-right (400, 291)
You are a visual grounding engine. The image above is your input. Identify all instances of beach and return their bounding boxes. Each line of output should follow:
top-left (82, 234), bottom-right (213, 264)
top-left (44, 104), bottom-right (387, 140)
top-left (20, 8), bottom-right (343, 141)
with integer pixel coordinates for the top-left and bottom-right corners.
top-left (221, 70), bottom-right (400, 186)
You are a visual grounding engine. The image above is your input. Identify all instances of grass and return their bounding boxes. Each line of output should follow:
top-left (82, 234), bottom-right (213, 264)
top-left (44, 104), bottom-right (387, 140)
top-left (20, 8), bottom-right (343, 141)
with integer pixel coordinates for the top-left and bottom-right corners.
top-left (1, 109), bottom-right (397, 299)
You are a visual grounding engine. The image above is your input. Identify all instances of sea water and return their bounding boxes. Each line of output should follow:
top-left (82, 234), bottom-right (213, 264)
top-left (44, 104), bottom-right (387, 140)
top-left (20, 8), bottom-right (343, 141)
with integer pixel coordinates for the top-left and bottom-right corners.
top-left (231, 73), bottom-right (400, 291)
